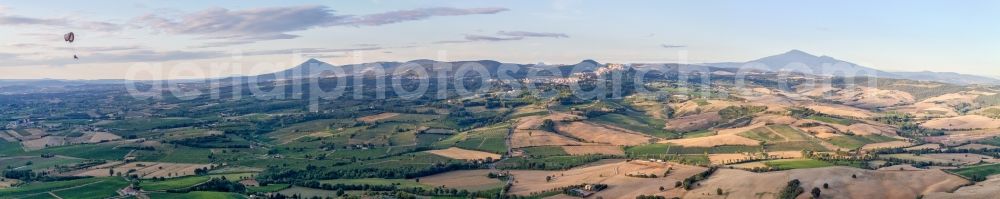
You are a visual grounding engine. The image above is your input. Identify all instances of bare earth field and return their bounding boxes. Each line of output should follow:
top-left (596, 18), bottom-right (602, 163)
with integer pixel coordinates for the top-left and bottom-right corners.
top-left (556, 122), bottom-right (653, 146)
top-left (20, 136), bottom-right (67, 150)
top-left (510, 129), bottom-right (587, 148)
top-left (356, 112), bottom-right (400, 123)
top-left (420, 169), bottom-right (503, 191)
top-left (905, 143), bottom-right (942, 151)
top-left (847, 123), bottom-right (898, 136)
top-left (876, 164), bottom-right (924, 171)
top-left (729, 162), bottom-right (768, 170)
top-left (921, 115), bottom-right (1000, 130)
top-left (888, 92), bottom-right (990, 118)
top-left (809, 86), bottom-right (915, 109)
top-left (687, 167), bottom-right (968, 199)
top-left (716, 122), bottom-right (766, 135)
top-left (426, 147), bottom-right (501, 160)
top-left (750, 115), bottom-right (798, 126)
top-left (807, 104), bottom-right (874, 118)
top-left (923, 130), bottom-right (1000, 146)
top-left (708, 151), bottom-right (802, 165)
top-left (0, 178), bottom-right (21, 188)
top-left (665, 112), bottom-right (723, 132)
top-left (508, 159), bottom-right (707, 198)
top-left (882, 153), bottom-right (1000, 165)
top-left (925, 174), bottom-right (1000, 199)
top-left (922, 153), bottom-right (1000, 164)
top-left (70, 132), bottom-right (122, 144)
top-left (561, 145), bottom-right (624, 155)
top-left (672, 100), bottom-right (736, 117)
top-left (515, 112), bottom-right (583, 130)
top-left (661, 134), bottom-right (760, 147)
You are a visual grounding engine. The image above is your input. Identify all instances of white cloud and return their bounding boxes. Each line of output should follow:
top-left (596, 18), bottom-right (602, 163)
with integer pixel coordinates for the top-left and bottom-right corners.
top-left (135, 5), bottom-right (509, 47)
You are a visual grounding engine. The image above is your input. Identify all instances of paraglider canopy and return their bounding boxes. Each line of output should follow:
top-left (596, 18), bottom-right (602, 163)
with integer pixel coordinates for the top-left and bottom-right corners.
top-left (64, 32), bottom-right (75, 43)
top-left (65, 32), bottom-right (77, 59)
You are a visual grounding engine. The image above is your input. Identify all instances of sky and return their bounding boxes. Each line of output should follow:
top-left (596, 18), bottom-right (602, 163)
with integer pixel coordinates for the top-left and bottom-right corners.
top-left (0, 0), bottom-right (997, 80)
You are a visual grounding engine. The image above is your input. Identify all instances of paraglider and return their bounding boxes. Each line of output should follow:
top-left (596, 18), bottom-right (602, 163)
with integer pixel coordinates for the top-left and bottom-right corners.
top-left (64, 32), bottom-right (77, 60)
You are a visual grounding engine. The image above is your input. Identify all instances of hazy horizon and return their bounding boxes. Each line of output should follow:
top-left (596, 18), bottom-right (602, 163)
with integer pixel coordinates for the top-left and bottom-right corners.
top-left (1, 0), bottom-right (997, 80)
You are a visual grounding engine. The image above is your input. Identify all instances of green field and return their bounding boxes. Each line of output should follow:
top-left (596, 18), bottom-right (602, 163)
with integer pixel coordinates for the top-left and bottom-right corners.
top-left (319, 178), bottom-right (429, 189)
top-left (0, 140), bottom-right (23, 156)
top-left (146, 146), bottom-right (215, 163)
top-left (950, 163), bottom-right (1000, 180)
top-left (141, 173), bottom-right (257, 191)
top-left (626, 143), bottom-right (762, 156)
top-left (247, 183), bottom-right (291, 193)
top-left (764, 159), bottom-right (833, 170)
top-left (769, 125), bottom-right (810, 140)
top-left (825, 135), bottom-right (897, 150)
top-left (591, 113), bottom-right (673, 138)
top-left (100, 117), bottom-right (203, 137)
top-left (266, 119), bottom-right (343, 144)
top-left (807, 115), bottom-right (858, 125)
top-left (433, 124), bottom-right (508, 154)
top-left (277, 186), bottom-right (341, 198)
top-left (241, 152), bottom-right (467, 179)
top-left (147, 191), bottom-right (246, 199)
top-left (0, 177), bottom-right (124, 199)
top-left (739, 127), bottom-right (786, 142)
top-left (51, 178), bottom-right (130, 199)
top-left (976, 137), bottom-right (1000, 146)
top-left (142, 175), bottom-right (213, 191)
top-left (765, 141), bottom-right (830, 152)
top-left (15, 143), bottom-right (131, 160)
top-left (497, 155), bottom-right (608, 170)
top-left (0, 156), bottom-right (85, 170)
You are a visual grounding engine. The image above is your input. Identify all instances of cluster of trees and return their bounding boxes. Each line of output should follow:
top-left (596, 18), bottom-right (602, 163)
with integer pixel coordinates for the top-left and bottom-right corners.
top-left (258, 161), bottom-right (486, 184)
top-left (54, 160), bottom-right (106, 173)
top-left (625, 173), bottom-right (660, 178)
top-left (2, 169), bottom-right (87, 182)
top-left (871, 112), bottom-right (944, 137)
top-left (193, 167), bottom-right (212, 175)
top-left (486, 171), bottom-right (510, 181)
top-left (294, 180), bottom-right (501, 198)
top-left (718, 105), bottom-right (767, 120)
top-left (778, 179), bottom-right (804, 199)
top-left (266, 191), bottom-right (417, 199)
top-left (496, 155), bottom-right (612, 170)
top-left (561, 183), bottom-right (608, 197)
top-left (681, 167), bottom-right (717, 190)
top-left (176, 177), bottom-right (246, 193)
top-left (166, 134), bottom-right (250, 148)
top-left (217, 111), bottom-right (360, 135)
top-left (448, 108), bottom-right (512, 130)
top-left (540, 119), bottom-right (557, 132)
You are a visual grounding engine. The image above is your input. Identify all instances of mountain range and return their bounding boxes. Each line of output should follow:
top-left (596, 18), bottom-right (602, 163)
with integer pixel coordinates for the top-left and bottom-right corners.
top-left (260, 49), bottom-right (999, 85)
top-left (705, 50), bottom-right (1000, 85)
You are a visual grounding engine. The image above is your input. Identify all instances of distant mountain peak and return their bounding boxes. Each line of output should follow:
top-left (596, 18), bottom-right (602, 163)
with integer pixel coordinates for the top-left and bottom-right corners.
top-left (768, 49), bottom-right (822, 60)
top-left (407, 59), bottom-right (438, 63)
top-left (704, 50), bottom-right (1000, 85)
top-left (299, 58), bottom-right (329, 66)
top-left (784, 49), bottom-right (814, 56)
top-left (577, 59), bottom-right (601, 66)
